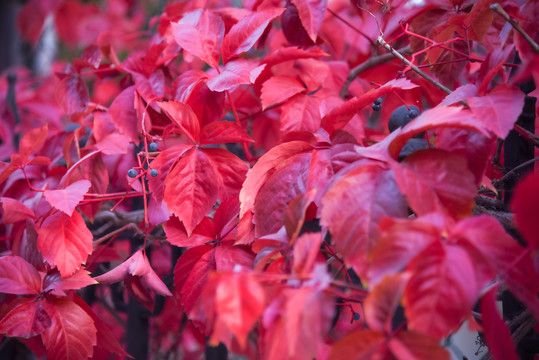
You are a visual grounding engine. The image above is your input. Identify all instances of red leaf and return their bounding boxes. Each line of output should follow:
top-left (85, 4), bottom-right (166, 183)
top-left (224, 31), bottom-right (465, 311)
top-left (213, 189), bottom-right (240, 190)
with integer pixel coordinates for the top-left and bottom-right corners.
top-left (0, 197), bottom-right (35, 223)
top-left (55, 75), bottom-right (89, 115)
top-left (16, 0), bottom-right (45, 44)
top-left (364, 274), bottom-right (409, 333)
top-left (179, 249), bottom-right (216, 329)
top-left (320, 164), bottom-right (408, 276)
top-left (321, 78), bottom-right (418, 133)
top-left (164, 216), bottom-right (215, 247)
top-left (262, 46), bottom-right (329, 68)
top-left (387, 106), bottom-right (489, 159)
top-left (253, 151), bottom-right (311, 237)
top-left (94, 249), bottom-right (172, 297)
top-left (19, 123), bottom-right (48, 160)
top-left (452, 215), bottom-right (539, 319)
top-left (44, 180), bottom-right (91, 216)
top-left (392, 149), bottom-right (477, 218)
top-left (240, 140), bottom-right (314, 216)
top-left (42, 269), bottom-right (97, 294)
top-left (263, 287), bottom-right (334, 359)
top-left (164, 148), bottom-right (219, 236)
top-left (260, 75), bottom-right (306, 110)
top-left (468, 85), bottom-right (525, 139)
top-left (198, 272), bottom-right (265, 349)
top-left (37, 210), bottom-right (93, 278)
top-left (368, 215), bottom-right (442, 285)
top-left (404, 241), bottom-right (478, 339)
top-left (72, 294), bottom-right (132, 358)
top-left (173, 245), bottom-right (213, 302)
top-left (203, 147), bottom-right (248, 201)
top-left (290, 0), bottom-right (327, 42)
top-left (480, 286), bottom-right (519, 360)
top-left (158, 101), bottom-right (200, 143)
top-left (440, 84), bottom-right (478, 106)
top-left (41, 298), bottom-right (97, 360)
top-left (293, 232), bottom-right (323, 275)
top-left (108, 86), bottom-right (139, 143)
top-left (171, 9), bottom-right (224, 69)
top-left (148, 144), bottom-right (193, 203)
top-left (200, 121), bottom-right (254, 145)
top-left (0, 256), bottom-right (41, 295)
top-left (214, 244), bottom-right (255, 271)
top-left (280, 93), bottom-right (321, 133)
top-left (206, 59), bottom-right (265, 92)
top-left (389, 330), bottom-right (450, 360)
top-left (221, 7), bottom-right (285, 64)
top-left (511, 172), bottom-right (539, 250)
top-left (0, 300), bottom-right (51, 338)
top-left (329, 330), bottom-right (387, 360)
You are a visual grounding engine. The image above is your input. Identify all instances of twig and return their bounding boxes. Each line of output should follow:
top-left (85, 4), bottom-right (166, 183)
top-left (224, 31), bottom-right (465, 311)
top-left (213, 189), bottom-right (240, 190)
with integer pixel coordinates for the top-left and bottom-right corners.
top-left (490, 4), bottom-right (539, 54)
top-left (513, 124), bottom-right (539, 147)
top-left (340, 46), bottom-right (411, 98)
top-left (377, 36), bottom-right (452, 95)
top-left (492, 157), bottom-right (539, 190)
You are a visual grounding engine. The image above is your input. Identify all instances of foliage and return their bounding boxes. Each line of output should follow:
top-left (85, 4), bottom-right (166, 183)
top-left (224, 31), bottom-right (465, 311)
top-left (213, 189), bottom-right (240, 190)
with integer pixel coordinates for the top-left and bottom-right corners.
top-left (1, 0), bottom-right (538, 359)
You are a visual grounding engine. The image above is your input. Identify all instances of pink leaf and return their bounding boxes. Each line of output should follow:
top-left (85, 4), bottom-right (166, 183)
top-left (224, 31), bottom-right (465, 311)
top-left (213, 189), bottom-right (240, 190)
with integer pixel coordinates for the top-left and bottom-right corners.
top-left (44, 180), bottom-right (91, 216)
top-left (206, 59), bottom-right (265, 92)
top-left (404, 241), bottom-right (478, 339)
top-left (221, 7), bottom-right (285, 64)
top-left (37, 210), bottom-right (93, 278)
top-left (171, 9), bottom-right (224, 69)
top-left (108, 86), bottom-right (139, 143)
top-left (261, 75), bottom-right (306, 110)
top-left (480, 286), bottom-right (519, 360)
top-left (280, 93), bottom-right (321, 133)
top-left (468, 84), bottom-right (525, 139)
top-left (55, 75), bottom-right (89, 115)
top-left (511, 173), bottom-right (539, 250)
top-left (0, 197), bottom-right (35, 223)
top-left (0, 256), bottom-right (42, 295)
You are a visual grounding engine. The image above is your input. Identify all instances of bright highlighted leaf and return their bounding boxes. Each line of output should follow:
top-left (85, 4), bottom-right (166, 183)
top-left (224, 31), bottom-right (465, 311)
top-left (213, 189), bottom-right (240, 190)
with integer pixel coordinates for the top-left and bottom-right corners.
top-left (44, 180), bottom-right (91, 216)
top-left (37, 210), bottom-right (93, 278)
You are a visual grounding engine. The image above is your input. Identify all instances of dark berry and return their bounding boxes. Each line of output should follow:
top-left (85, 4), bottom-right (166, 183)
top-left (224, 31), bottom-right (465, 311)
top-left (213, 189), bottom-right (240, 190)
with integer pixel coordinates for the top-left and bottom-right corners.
top-left (407, 108), bottom-right (419, 120)
top-left (372, 103), bottom-right (381, 111)
top-left (128, 169), bottom-right (137, 178)
top-left (388, 105), bottom-right (420, 133)
top-left (398, 138), bottom-right (429, 161)
top-left (150, 169), bottom-right (158, 177)
top-left (374, 97), bottom-right (382, 105)
top-left (353, 312), bottom-right (361, 321)
top-left (149, 142), bottom-right (158, 152)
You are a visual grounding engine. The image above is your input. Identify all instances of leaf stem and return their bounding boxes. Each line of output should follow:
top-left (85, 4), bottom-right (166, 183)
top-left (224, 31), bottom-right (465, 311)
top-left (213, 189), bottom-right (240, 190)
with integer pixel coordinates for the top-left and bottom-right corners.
top-left (490, 4), bottom-right (539, 54)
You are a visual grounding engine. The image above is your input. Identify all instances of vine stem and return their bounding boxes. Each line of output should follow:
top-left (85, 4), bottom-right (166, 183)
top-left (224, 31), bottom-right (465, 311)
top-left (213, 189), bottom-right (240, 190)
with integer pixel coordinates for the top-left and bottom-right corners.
top-left (340, 46), bottom-right (411, 98)
top-left (377, 36), bottom-right (452, 95)
top-left (490, 4), bottom-right (539, 54)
